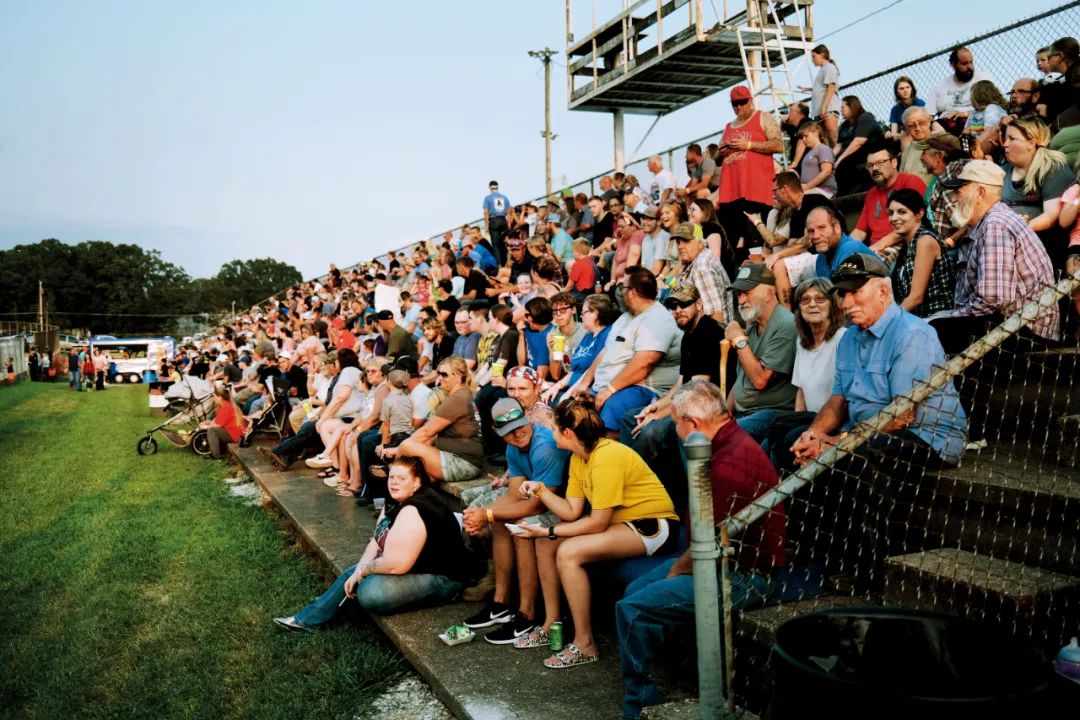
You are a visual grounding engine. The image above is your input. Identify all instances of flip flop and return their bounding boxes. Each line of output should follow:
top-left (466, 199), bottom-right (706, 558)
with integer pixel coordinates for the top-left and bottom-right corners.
top-left (335, 486), bottom-right (358, 497)
top-left (543, 643), bottom-right (598, 669)
top-left (317, 467), bottom-right (339, 479)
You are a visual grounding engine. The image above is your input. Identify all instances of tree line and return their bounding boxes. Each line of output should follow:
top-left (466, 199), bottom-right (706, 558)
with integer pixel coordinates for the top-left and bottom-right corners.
top-left (0, 239), bottom-right (302, 336)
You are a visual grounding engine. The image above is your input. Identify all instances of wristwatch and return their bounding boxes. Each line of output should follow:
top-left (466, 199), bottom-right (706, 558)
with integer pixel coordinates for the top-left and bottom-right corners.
top-left (548, 526), bottom-right (558, 540)
top-left (734, 338), bottom-right (749, 350)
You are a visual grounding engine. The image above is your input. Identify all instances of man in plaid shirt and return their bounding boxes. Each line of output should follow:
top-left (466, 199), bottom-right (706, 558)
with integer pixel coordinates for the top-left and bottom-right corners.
top-left (674, 222), bottom-right (735, 324)
top-left (931, 159), bottom-right (1059, 352)
top-left (920, 134), bottom-right (969, 248)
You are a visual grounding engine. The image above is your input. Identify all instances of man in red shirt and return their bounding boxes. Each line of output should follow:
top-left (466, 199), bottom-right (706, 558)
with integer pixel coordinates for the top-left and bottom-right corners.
top-left (615, 380), bottom-right (785, 719)
top-left (330, 317), bottom-right (356, 352)
top-left (851, 144), bottom-right (927, 249)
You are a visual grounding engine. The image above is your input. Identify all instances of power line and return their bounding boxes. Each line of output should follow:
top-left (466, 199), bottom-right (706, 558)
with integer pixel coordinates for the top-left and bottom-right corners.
top-left (819, 0), bottom-right (906, 40)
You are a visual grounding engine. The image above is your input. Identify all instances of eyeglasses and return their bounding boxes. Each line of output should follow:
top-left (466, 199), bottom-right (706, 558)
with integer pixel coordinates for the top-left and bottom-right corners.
top-left (493, 406), bottom-right (525, 428)
top-left (731, 98), bottom-right (750, 107)
top-left (798, 294), bottom-right (830, 306)
top-left (866, 158), bottom-right (894, 169)
top-left (552, 306), bottom-right (573, 314)
top-left (1010, 88), bottom-right (1034, 95)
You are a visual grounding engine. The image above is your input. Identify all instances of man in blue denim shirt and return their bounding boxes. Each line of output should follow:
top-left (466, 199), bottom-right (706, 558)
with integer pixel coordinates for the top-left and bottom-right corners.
top-left (790, 253), bottom-right (967, 588)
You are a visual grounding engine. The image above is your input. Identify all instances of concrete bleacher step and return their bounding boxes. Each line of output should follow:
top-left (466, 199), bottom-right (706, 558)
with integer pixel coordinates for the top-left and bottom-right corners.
top-left (884, 547), bottom-right (1080, 646)
top-left (925, 443), bottom-right (1080, 576)
top-left (231, 444), bottom-right (628, 720)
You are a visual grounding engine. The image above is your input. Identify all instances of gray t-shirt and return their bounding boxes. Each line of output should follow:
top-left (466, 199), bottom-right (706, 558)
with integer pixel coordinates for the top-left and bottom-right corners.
top-left (380, 389), bottom-right (414, 436)
top-left (333, 366), bottom-right (367, 418)
top-left (693, 156), bottom-right (721, 190)
top-left (800, 144), bottom-right (838, 197)
top-left (593, 302), bottom-right (682, 396)
top-left (1000, 162), bottom-right (1075, 222)
top-left (733, 305), bottom-right (798, 412)
top-left (641, 229), bottom-right (670, 271)
top-left (811, 62), bottom-right (841, 117)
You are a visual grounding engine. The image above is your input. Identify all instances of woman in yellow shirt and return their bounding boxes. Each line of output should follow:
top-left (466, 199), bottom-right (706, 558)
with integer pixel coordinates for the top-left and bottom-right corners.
top-left (518, 395), bottom-right (679, 669)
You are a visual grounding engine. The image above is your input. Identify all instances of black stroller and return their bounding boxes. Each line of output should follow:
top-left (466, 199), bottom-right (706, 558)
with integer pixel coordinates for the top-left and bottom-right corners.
top-left (238, 376), bottom-right (291, 447)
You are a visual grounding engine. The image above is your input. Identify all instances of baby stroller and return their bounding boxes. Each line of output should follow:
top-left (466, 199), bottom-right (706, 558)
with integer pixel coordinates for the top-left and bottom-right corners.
top-left (136, 375), bottom-right (216, 456)
top-left (238, 376), bottom-right (291, 447)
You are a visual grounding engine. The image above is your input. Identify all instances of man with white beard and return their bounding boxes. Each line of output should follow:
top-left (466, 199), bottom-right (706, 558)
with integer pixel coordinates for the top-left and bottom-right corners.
top-left (928, 160), bottom-right (1059, 352)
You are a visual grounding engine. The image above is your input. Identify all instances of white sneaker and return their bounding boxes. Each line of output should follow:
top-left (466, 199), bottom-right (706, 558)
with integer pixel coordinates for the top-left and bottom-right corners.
top-left (323, 474), bottom-right (341, 488)
top-left (305, 454), bottom-right (334, 469)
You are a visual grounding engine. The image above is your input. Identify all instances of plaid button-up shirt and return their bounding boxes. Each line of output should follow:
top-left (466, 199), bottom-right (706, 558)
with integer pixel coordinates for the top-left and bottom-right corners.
top-left (926, 160), bottom-right (968, 240)
top-left (679, 249), bottom-right (735, 322)
top-left (953, 202), bottom-right (1059, 341)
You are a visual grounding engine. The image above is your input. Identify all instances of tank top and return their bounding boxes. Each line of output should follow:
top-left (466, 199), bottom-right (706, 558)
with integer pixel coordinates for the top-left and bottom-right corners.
top-left (384, 487), bottom-right (482, 583)
top-left (718, 110), bottom-right (775, 206)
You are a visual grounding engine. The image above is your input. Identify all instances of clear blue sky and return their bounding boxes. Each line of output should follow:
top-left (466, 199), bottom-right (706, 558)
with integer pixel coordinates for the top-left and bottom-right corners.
top-left (0, 0), bottom-right (1060, 279)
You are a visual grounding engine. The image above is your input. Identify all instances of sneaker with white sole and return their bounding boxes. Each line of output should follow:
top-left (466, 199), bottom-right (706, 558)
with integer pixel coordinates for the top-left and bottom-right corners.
top-left (463, 601), bottom-right (512, 628)
top-left (484, 614), bottom-right (536, 645)
top-left (273, 616), bottom-right (313, 633)
top-left (323, 474), bottom-right (342, 488)
top-left (305, 454), bottom-right (334, 469)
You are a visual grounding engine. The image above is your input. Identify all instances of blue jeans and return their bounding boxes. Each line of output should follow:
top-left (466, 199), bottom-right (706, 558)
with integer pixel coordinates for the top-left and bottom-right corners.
top-left (620, 415), bottom-right (688, 515)
top-left (271, 419), bottom-right (321, 466)
top-left (598, 385), bottom-right (657, 432)
top-left (734, 408), bottom-right (794, 444)
top-left (357, 428), bottom-right (383, 498)
top-left (615, 558), bottom-right (773, 719)
top-left (294, 563), bottom-right (464, 626)
top-left (69, 368), bottom-right (80, 389)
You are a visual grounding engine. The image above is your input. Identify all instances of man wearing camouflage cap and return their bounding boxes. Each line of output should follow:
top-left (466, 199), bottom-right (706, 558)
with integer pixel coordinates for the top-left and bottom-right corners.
top-left (673, 221), bottom-right (734, 324)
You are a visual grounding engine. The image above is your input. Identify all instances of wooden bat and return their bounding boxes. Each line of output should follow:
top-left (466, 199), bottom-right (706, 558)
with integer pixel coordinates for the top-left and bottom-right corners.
top-left (719, 339), bottom-right (731, 393)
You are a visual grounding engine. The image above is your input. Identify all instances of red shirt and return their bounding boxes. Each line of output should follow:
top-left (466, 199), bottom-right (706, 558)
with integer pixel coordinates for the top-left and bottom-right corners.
top-left (569, 258), bottom-right (596, 292)
top-left (701, 420), bottom-right (787, 571)
top-left (855, 173), bottom-right (927, 243)
top-left (335, 329), bottom-right (357, 352)
top-left (214, 401), bottom-right (246, 443)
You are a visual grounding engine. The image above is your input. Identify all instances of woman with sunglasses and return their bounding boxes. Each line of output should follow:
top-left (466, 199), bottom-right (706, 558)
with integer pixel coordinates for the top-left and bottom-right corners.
top-left (765, 278), bottom-right (846, 472)
top-left (384, 356), bottom-right (483, 483)
top-left (514, 396), bottom-right (679, 669)
top-left (273, 456), bottom-right (483, 629)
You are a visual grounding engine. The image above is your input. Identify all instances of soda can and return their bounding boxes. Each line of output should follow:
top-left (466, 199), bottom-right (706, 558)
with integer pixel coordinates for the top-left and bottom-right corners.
top-left (549, 621), bottom-right (564, 652)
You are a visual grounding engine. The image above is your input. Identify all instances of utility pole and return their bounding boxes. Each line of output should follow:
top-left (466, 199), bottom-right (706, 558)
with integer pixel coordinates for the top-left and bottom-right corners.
top-left (528, 47), bottom-right (558, 198)
top-left (38, 280), bottom-right (44, 331)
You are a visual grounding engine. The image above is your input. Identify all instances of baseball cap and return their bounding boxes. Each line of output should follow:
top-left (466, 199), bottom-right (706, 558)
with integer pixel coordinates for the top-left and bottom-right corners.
top-left (731, 85), bottom-right (752, 101)
top-left (489, 180), bottom-right (499, 189)
top-left (393, 355), bottom-right (420, 377)
top-left (924, 132), bottom-right (962, 153)
top-left (331, 316), bottom-right (345, 328)
top-left (279, 350), bottom-right (292, 361)
top-left (731, 263), bottom-right (776, 292)
top-left (640, 206), bottom-right (658, 220)
top-left (664, 283), bottom-right (700, 309)
top-left (387, 369), bottom-right (410, 389)
top-left (830, 253), bottom-right (890, 291)
top-left (940, 159), bottom-right (1006, 189)
top-left (491, 398), bottom-right (529, 437)
top-left (507, 238), bottom-right (525, 249)
top-left (376, 309), bottom-right (395, 321)
top-left (672, 222), bottom-right (702, 241)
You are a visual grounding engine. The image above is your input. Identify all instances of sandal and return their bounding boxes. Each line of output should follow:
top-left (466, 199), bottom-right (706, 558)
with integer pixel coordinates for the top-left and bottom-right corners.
top-left (513, 626), bottom-right (550, 649)
top-left (317, 467), bottom-right (338, 479)
top-left (335, 485), bottom-right (358, 497)
top-left (543, 642), bottom-right (598, 669)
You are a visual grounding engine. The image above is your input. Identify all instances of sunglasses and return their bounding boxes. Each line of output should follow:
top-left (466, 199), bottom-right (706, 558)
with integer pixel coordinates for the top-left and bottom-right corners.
top-left (798, 294), bottom-right (829, 306)
top-left (731, 98), bottom-right (750, 107)
top-left (437, 370), bottom-right (452, 378)
top-left (665, 299), bottom-right (695, 310)
top-left (493, 406), bottom-right (525, 428)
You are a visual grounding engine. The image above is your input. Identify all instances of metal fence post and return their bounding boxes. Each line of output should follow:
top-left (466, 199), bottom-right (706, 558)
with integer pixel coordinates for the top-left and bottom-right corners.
top-left (684, 431), bottom-right (725, 719)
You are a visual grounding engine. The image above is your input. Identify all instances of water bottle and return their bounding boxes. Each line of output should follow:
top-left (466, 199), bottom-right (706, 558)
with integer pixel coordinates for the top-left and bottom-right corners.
top-left (1056, 637), bottom-right (1080, 683)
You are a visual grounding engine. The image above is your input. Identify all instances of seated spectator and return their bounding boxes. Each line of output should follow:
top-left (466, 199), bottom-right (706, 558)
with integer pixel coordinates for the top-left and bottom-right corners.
top-left (377, 309), bottom-right (418, 363)
top-left (807, 205), bottom-right (869, 281)
top-left (924, 46), bottom-right (992, 133)
top-left (571, 267), bottom-right (682, 434)
top-left (419, 316), bottom-right (455, 379)
top-left (688, 198), bottom-right (737, 279)
top-left (514, 396), bottom-right (679, 667)
top-left (766, 278), bottom-right (846, 471)
top-left (461, 398), bottom-right (571, 643)
top-left (451, 309), bottom-right (480, 369)
top-left (797, 121), bottom-right (838, 198)
top-left (1059, 172), bottom-right (1080, 340)
top-left (260, 351), bottom-right (341, 469)
top-left (303, 349), bottom-right (366, 472)
top-left (833, 95), bottom-right (882, 195)
top-left (546, 293), bottom-right (587, 382)
top-left (886, 75), bottom-right (926, 144)
top-left (456, 256), bottom-right (492, 302)
top-left (725, 264), bottom-right (798, 443)
top-left (897, 106), bottom-right (940, 184)
top-left (549, 215), bottom-right (575, 267)
top-left (272, 456), bottom-right (482, 626)
top-left (638, 206), bottom-right (671, 279)
top-left (386, 356), bottom-right (484, 483)
top-left (518, 296), bottom-right (554, 380)
top-left (656, 201), bottom-right (686, 287)
top-left (199, 385), bottom-right (247, 459)
top-left (886, 188), bottom-right (957, 317)
top-left (325, 360), bottom-right (388, 492)
top-left (851, 144), bottom-right (928, 250)
top-left (541, 293), bottom-right (620, 404)
top-left (673, 221), bottom-right (735, 324)
top-left (565, 238), bottom-right (598, 299)
top-left (931, 159), bottom-right (1060, 350)
top-left (530, 255), bottom-right (565, 299)
top-left (790, 254), bottom-right (967, 587)
top-left (615, 380), bottom-right (785, 720)
top-left (920, 133), bottom-right (970, 247)
top-left (962, 80), bottom-right (1008, 148)
top-left (1000, 117), bottom-right (1074, 267)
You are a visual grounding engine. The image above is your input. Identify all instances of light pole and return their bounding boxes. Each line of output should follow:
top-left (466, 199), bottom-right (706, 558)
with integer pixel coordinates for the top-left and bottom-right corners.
top-left (528, 47), bottom-right (558, 198)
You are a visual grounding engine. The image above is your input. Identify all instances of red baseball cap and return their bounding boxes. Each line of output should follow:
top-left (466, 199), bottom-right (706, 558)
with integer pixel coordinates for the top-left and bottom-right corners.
top-left (331, 317), bottom-right (345, 328)
top-left (730, 85), bottom-right (751, 101)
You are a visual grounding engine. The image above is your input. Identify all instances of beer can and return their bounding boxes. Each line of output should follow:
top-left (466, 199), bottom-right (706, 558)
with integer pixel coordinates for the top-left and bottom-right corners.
top-left (549, 621), bottom-right (564, 652)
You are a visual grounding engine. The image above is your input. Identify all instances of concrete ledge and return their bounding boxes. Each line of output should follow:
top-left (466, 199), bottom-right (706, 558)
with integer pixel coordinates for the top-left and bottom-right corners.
top-left (232, 445), bottom-right (627, 720)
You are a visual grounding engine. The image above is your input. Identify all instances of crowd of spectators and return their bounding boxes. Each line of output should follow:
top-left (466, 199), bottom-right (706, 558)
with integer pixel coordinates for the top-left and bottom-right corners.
top-left (166, 38), bottom-right (1079, 720)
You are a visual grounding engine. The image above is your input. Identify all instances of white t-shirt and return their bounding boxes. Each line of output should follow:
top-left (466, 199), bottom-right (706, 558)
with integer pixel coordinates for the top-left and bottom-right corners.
top-left (649, 169), bottom-right (676, 205)
top-left (410, 382), bottom-right (433, 421)
top-left (593, 302), bottom-right (682, 395)
top-left (332, 366), bottom-right (366, 418)
top-left (791, 327), bottom-right (846, 413)
top-left (924, 70), bottom-right (991, 116)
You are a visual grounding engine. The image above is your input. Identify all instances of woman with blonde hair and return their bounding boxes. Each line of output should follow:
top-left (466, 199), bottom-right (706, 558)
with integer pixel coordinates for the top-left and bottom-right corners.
top-left (1001, 117), bottom-right (1075, 266)
top-left (384, 355), bottom-right (483, 482)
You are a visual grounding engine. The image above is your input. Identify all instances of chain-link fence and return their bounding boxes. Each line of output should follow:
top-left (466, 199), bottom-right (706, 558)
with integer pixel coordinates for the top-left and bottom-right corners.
top-left (699, 271), bottom-right (1080, 716)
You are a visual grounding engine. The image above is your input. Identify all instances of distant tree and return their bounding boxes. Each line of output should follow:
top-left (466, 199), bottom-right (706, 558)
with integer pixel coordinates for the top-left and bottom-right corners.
top-left (203, 258), bottom-right (302, 310)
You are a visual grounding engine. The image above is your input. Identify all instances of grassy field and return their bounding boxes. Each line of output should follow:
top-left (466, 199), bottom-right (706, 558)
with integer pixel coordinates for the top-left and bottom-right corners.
top-left (0, 381), bottom-right (402, 720)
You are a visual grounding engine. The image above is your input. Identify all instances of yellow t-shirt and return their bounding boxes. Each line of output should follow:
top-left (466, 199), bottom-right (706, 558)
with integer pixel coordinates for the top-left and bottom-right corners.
top-left (567, 439), bottom-right (678, 525)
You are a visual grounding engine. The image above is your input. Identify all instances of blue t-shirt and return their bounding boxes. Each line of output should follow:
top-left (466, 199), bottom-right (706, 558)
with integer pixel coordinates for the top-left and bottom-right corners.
top-left (551, 229), bottom-right (575, 263)
top-left (452, 332), bottom-right (480, 362)
top-left (506, 424), bottom-right (569, 489)
top-left (403, 304), bottom-right (422, 339)
top-left (832, 303), bottom-right (967, 465)
top-left (470, 244), bottom-right (498, 274)
top-left (814, 236), bottom-right (869, 279)
top-left (567, 325), bottom-right (612, 387)
top-left (524, 325), bottom-right (553, 370)
top-left (889, 98), bottom-right (927, 126)
top-left (483, 192), bottom-right (511, 218)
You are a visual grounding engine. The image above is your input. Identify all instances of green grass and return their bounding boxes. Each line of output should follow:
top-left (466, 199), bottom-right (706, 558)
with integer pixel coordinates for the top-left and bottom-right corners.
top-left (0, 382), bottom-right (403, 720)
